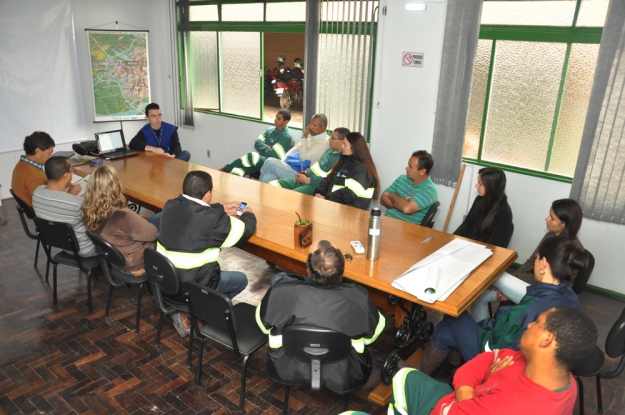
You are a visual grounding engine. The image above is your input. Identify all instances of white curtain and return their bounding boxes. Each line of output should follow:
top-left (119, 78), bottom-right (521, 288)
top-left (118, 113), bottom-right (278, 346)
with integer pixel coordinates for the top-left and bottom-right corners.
top-left (0, 0), bottom-right (86, 152)
top-left (570, 0), bottom-right (625, 224)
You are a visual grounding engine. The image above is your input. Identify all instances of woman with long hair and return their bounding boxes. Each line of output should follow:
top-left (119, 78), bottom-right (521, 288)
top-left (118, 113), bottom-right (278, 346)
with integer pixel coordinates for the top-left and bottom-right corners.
top-left (418, 237), bottom-right (586, 375)
top-left (314, 132), bottom-right (379, 210)
top-left (471, 198), bottom-right (584, 321)
top-left (453, 167), bottom-right (513, 247)
top-left (82, 165), bottom-right (157, 274)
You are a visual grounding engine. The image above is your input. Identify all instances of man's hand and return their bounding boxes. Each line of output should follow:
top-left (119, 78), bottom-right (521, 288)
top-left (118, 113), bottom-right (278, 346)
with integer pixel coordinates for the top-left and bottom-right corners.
top-left (241, 207), bottom-right (253, 214)
top-left (163, 153), bottom-right (175, 158)
top-left (496, 291), bottom-right (509, 301)
top-left (490, 355), bottom-right (514, 376)
top-left (223, 201), bottom-right (242, 216)
top-left (295, 173), bottom-right (311, 185)
top-left (303, 124), bottom-right (312, 137)
top-left (67, 184), bottom-right (82, 195)
top-left (264, 146), bottom-right (272, 152)
top-left (455, 386), bottom-right (474, 402)
top-left (315, 194), bottom-right (325, 199)
top-left (146, 145), bottom-right (165, 155)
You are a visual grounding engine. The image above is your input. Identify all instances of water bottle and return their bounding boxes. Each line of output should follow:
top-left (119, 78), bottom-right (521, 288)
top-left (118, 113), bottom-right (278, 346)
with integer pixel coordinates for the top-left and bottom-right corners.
top-left (366, 208), bottom-right (382, 260)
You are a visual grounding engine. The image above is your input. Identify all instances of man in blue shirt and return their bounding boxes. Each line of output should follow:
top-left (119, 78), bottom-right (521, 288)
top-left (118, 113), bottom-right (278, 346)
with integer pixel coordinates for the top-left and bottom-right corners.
top-left (129, 103), bottom-right (191, 161)
top-left (381, 150), bottom-right (438, 225)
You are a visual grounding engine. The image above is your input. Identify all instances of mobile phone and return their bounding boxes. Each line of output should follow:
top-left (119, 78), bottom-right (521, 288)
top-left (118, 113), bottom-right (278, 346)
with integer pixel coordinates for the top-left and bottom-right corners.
top-left (344, 253), bottom-right (353, 261)
top-left (237, 202), bottom-right (247, 216)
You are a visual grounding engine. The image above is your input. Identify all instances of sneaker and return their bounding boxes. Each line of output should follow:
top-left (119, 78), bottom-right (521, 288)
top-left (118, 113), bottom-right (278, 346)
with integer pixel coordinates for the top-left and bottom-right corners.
top-left (172, 312), bottom-right (187, 338)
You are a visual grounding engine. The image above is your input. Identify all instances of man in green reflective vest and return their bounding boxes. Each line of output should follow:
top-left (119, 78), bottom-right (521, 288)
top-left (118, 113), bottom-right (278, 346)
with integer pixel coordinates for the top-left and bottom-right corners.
top-left (256, 240), bottom-right (385, 394)
top-left (158, 170), bottom-right (257, 337)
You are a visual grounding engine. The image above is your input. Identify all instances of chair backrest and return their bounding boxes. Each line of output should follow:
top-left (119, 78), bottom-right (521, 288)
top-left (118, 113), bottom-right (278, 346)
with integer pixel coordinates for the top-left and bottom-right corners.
top-left (86, 232), bottom-right (126, 268)
top-left (34, 218), bottom-right (79, 254)
top-left (282, 325), bottom-right (352, 364)
top-left (10, 188), bottom-right (36, 219)
top-left (572, 250), bottom-right (595, 294)
top-left (144, 248), bottom-right (180, 296)
top-left (501, 222), bottom-right (514, 248)
top-left (183, 280), bottom-right (237, 333)
top-left (421, 201), bottom-right (440, 229)
top-left (605, 306), bottom-right (625, 359)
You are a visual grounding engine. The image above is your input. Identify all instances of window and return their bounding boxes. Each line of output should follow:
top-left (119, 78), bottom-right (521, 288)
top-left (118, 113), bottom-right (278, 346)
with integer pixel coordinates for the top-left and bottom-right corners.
top-left (463, 0), bottom-right (608, 182)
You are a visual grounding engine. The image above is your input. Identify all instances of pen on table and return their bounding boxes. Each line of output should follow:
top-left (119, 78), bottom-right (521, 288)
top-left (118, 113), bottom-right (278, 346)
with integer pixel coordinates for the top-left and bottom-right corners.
top-left (420, 236), bottom-right (434, 245)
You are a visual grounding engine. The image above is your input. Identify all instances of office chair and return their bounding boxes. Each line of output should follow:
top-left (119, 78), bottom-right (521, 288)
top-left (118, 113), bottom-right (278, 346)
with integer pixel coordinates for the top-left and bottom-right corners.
top-left (420, 201), bottom-right (440, 229)
top-left (10, 189), bottom-right (42, 269)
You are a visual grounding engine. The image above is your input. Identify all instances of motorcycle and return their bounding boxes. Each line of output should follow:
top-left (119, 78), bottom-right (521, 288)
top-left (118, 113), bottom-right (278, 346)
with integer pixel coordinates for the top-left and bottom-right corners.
top-left (273, 59), bottom-right (304, 110)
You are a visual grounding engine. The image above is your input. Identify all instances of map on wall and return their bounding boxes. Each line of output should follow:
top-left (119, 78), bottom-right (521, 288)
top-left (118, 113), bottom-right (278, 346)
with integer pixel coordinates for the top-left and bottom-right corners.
top-left (87, 30), bottom-right (151, 122)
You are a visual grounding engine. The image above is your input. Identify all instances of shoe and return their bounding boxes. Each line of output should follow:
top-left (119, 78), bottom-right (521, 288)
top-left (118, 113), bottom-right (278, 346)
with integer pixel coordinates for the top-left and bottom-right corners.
top-left (447, 348), bottom-right (463, 366)
top-left (417, 341), bottom-right (449, 375)
top-left (172, 312), bottom-right (187, 338)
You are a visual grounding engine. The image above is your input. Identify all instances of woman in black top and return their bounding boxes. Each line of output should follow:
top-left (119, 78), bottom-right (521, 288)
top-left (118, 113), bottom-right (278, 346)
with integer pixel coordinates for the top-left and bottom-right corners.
top-left (453, 167), bottom-right (513, 247)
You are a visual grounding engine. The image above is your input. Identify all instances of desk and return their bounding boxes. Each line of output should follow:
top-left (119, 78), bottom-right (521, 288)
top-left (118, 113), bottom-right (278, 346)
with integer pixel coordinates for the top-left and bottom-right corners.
top-left (76, 154), bottom-right (518, 403)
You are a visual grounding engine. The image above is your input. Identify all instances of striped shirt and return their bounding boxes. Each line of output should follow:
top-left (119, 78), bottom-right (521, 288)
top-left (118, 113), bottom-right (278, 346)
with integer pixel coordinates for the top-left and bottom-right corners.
top-left (32, 185), bottom-right (96, 257)
top-left (384, 176), bottom-right (438, 225)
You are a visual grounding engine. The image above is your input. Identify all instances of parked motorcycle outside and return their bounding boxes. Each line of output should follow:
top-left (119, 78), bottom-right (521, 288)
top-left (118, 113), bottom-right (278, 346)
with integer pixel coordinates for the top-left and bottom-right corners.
top-left (271, 58), bottom-right (304, 110)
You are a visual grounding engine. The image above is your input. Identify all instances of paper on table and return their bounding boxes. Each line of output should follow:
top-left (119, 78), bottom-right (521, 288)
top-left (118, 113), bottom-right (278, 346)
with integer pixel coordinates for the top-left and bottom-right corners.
top-left (402, 239), bottom-right (474, 275)
top-left (71, 173), bottom-right (90, 197)
top-left (424, 265), bottom-right (440, 295)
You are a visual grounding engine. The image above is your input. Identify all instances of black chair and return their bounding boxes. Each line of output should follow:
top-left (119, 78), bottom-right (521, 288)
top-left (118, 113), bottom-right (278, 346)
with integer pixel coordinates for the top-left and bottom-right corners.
top-left (143, 249), bottom-right (191, 353)
top-left (184, 280), bottom-right (267, 413)
top-left (572, 306), bottom-right (625, 415)
top-left (277, 325), bottom-right (365, 414)
top-left (10, 189), bottom-right (42, 269)
top-left (573, 250), bottom-right (595, 294)
top-left (87, 232), bottom-right (151, 334)
top-left (34, 218), bottom-right (100, 312)
top-left (420, 201), bottom-right (440, 229)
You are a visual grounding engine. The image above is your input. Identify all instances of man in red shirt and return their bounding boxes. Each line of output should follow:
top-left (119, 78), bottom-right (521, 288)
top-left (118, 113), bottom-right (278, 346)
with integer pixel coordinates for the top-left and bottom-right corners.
top-left (344, 306), bottom-right (597, 415)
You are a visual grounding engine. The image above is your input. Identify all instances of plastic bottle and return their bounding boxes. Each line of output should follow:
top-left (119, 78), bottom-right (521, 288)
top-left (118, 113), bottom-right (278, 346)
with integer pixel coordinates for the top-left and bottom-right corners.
top-left (366, 208), bottom-right (382, 260)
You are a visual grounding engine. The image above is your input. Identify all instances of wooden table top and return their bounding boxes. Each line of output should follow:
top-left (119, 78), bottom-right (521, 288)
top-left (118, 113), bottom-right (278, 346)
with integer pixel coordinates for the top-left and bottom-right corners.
top-left (76, 153), bottom-right (518, 317)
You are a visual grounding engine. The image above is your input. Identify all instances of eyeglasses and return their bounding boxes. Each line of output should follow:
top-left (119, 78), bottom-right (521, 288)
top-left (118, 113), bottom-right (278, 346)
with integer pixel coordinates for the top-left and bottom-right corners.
top-left (330, 136), bottom-right (343, 141)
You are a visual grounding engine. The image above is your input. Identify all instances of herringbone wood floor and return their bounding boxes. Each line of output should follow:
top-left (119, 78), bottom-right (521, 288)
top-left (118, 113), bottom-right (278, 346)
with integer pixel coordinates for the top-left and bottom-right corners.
top-left (0, 197), bottom-right (624, 415)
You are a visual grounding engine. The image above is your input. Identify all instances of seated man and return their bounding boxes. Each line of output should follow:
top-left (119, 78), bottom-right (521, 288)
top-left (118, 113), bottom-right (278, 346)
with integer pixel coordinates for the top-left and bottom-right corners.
top-left (32, 157), bottom-right (96, 257)
top-left (129, 102), bottom-right (191, 161)
top-left (382, 306), bottom-right (597, 415)
top-left (158, 170), bottom-right (256, 337)
top-left (381, 150), bottom-right (438, 225)
top-left (257, 240), bottom-right (385, 395)
top-left (268, 127), bottom-right (349, 195)
top-left (259, 113), bottom-right (330, 183)
top-left (12, 131), bottom-right (80, 206)
top-left (219, 109), bottom-right (293, 176)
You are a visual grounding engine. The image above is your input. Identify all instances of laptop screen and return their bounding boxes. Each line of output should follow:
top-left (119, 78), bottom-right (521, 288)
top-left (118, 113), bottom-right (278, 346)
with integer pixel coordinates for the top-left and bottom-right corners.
top-left (96, 130), bottom-right (124, 153)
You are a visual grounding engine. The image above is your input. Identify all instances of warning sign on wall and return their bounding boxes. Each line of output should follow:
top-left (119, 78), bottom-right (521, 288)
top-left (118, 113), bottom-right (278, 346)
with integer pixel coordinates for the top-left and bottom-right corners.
top-left (402, 52), bottom-right (424, 68)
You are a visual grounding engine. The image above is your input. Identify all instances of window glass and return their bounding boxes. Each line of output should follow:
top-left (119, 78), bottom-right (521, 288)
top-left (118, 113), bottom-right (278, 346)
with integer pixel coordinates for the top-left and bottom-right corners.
top-left (221, 3), bottom-right (264, 21)
top-left (549, 43), bottom-right (599, 175)
top-left (189, 32), bottom-right (219, 110)
top-left (464, 40), bottom-right (492, 159)
top-left (221, 32), bottom-right (261, 118)
top-left (320, 1), bottom-right (378, 22)
top-left (482, 41), bottom-right (566, 171)
top-left (575, 0), bottom-right (609, 26)
top-left (189, 5), bottom-right (218, 21)
top-left (481, 1), bottom-right (577, 26)
top-left (266, 2), bottom-right (306, 22)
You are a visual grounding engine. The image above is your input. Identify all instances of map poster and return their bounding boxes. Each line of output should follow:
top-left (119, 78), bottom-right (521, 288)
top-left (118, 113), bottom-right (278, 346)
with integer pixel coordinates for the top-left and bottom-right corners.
top-left (87, 30), bottom-right (151, 122)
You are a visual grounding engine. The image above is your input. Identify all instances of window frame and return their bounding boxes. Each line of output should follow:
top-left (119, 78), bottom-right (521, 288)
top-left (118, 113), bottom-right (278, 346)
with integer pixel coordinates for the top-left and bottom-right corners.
top-left (463, 0), bottom-right (604, 183)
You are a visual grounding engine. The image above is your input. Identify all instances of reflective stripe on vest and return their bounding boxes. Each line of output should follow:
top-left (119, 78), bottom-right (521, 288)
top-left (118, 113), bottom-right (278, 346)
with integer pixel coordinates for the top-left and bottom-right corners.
top-left (156, 242), bottom-right (220, 270)
top-left (331, 182), bottom-right (374, 199)
top-left (231, 167), bottom-right (245, 176)
top-left (240, 152), bottom-right (260, 168)
top-left (256, 133), bottom-right (266, 143)
top-left (255, 303), bottom-right (272, 334)
top-left (269, 180), bottom-right (282, 188)
top-left (273, 143), bottom-right (287, 160)
top-left (221, 216), bottom-right (246, 248)
top-left (392, 368), bottom-right (417, 415)
top-left (309, 161), bottom-right (329, 177)
top-left (365, 312), bottom-right (386, 345)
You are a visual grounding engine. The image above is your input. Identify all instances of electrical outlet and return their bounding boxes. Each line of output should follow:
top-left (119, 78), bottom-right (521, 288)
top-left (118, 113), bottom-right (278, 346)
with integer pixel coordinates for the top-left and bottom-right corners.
top-left (206, 150), bottom-right (211, 158)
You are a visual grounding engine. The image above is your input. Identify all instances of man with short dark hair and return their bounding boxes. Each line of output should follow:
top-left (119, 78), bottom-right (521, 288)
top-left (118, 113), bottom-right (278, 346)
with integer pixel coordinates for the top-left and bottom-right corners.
top-left (257, 240), bottom-right (385, 395)
top-left (129, 102), bottom-right (191, 161)
top-left (12, 131), bottom-right (80, 206)
top-left (381, 150), bottom-right (438, 225)
top-left (219, 109), bottom-right (293, 176)
top-left (268, 127), bottom-right (349, 195)
top-left (32, 157), bottom-right (95, 257)
top-left (158, 170), bottom-right (256, 337)
top-left (383, 306), bottom-right (597, 415)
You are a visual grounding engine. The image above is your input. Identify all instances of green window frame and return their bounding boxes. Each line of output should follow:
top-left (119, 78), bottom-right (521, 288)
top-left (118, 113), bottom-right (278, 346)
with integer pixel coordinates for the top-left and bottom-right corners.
top-left (463, 0), bottom-right (604, 183)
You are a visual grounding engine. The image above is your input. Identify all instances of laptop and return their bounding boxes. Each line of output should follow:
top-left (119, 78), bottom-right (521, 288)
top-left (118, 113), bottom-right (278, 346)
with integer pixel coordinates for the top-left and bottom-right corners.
top-left (95, 130), bottom-right (138, 160)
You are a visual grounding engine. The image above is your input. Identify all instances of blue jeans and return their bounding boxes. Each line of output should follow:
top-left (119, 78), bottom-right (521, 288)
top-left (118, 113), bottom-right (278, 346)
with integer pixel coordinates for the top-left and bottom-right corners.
top-left (175, 150), bottom-right (191, 162)
top-left (259, 158), bottom-right (297, 183)
top-left (146, 212), bottom-right (161, 231)
top-left (471, 271), bottom-right (529, 322)
top-left (216, 270), bottom-right (248, 299)
top-left (431, 311), bottom-right (481, 361)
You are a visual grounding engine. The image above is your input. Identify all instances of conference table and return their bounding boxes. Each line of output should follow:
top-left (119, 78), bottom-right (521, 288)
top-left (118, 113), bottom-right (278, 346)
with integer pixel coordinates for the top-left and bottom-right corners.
top-left (75, 153), bottom-right (518, 403)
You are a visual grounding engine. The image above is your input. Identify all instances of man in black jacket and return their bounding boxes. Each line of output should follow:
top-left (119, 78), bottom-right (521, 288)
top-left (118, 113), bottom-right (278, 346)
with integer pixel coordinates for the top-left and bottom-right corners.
top-left (257, 240), bottom-right (385, 393)
top-left (158, 170), bottom-right (256, 336)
